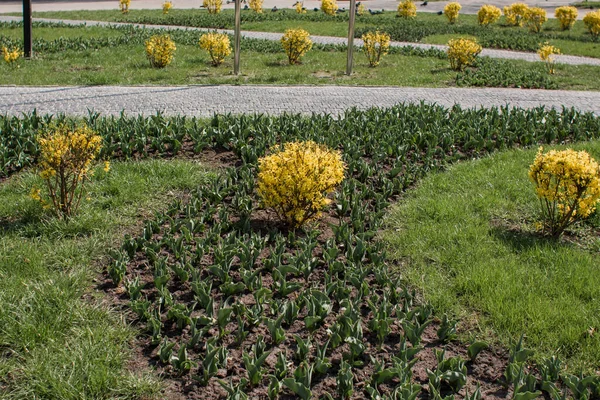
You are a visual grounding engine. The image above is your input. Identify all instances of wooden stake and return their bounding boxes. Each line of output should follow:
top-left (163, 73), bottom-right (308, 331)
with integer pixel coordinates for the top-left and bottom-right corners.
top-left (234, 0), bottom-right (241, 75)
top-left (346, 0), bottom-right (357, 75)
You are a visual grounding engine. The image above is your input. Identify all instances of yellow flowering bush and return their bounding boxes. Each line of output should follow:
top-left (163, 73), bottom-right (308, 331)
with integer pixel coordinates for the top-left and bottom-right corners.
top-left (361, 31), bottom-right (390, 67)
top-left (249, 0), bottom-right (263, 13)
top-left (444, 2), bottom-right (462, 24)
top-left (2, 46), bottom-right (21, 65)
top-left (538, 43), bottom-right (560, 74)
top-left (529, 148), bottom-right (600, 237)
top-left (257, 141), bottom-right (345, 228)
top-left (145, 34), bottom-right (176, 68)
top-left (203, 0), bottom-right (222, 14)
top-left (555, 6), bottom-right (578, 31)
top-left (357, 3), bottom-right (366, 16)
top-left (35, 124), bottom-right (103, 218)
top-left (199, 32), bottom-right (231, 66)
top-left (447, 38), bottom-right (481, 71)
top-left (477, 5), bottom-right (501, 26)
top-left (321, 0), bottom-right (338, 16)
top-left (503, 3), bottom-right (528, 26)
top-left (119, 0), bottom-right (130, 13)
top-left (295, 1), bottom-right (307, 13)
top-left (397, 0), bottom-right (417, 19)
top-left (524, 7), bottom-right (547, 33)
top-left (281, 29), bottom-right (313, 64)
top-left (162, 1), bottom-right (173, 14)
top-left (583, 11), bottom-right (600, 38)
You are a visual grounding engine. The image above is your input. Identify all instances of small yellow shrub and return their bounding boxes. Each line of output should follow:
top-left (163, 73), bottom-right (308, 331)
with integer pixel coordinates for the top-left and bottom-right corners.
top-left (162, 1), bottom-right (173, 14)
top-left (361, 31), bottom-right (390, 67)
top-left (249, 0), bottom-right (263, 13)
top-left (281, 29), bottom-right (313, 64)
top-left (397, 0), bottom-right (417, 19)
top-left (321, 0), bottom-right (338, 16)
top-left (555, 6), bottom-right (578, 31)
top-left (119, 0), bottom-right (130, 13)
top-left (199, 32), bottom-right (231, 66)
top-left (357, 3), bottom-right (366, 16)
top-left (257, 141), bottom-right (345, 228)
top-left (447, 38), bottom-right (481, 71)
top-left (477, 5), bottom-right (501, 26)
top-left (145, 34), bottom-right (176, 68)
top-left (524, 7), bottom-right (547, 33)
top-left (35, 124), bottom-right (103, 219)
top-left (583, 10), bottom-right (600, 38)
top-left (203, 0), bottom-right (222, 14)
top-left (529, 147), bottom-right (600, 237)
top-left (2, 46), bottom-right (21, 65)
top-left (538, 43), bottom-right (560, 74)
top-left (444, 2), bottom-right (462, 24)
top-left (503, 3), bottom-right (528, 26)
top-left (295, 1), bottom-right (307, 13)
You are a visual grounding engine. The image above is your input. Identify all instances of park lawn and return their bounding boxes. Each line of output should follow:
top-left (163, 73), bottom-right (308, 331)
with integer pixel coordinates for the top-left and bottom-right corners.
top-left (383, 142), bottom-right (600, 373)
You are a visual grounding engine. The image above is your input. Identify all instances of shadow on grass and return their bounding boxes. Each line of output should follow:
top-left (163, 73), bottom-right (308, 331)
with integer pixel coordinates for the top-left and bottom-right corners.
top-left (489, 223), bottom-right (562, 253)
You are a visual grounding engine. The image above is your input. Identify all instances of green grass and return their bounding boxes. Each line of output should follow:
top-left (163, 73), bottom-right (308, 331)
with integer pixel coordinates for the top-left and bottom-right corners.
top-left (0, 159), bottom-right (215, 399)
top-left (382, 142), bottom-right (600, 373)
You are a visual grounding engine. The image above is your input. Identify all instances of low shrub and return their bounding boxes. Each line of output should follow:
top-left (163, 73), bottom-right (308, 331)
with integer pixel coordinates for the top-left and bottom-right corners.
top-left (295, 1), bottom-right (306, 13)
top-left (529, 148), bottom-right (600, 237)
top-left (361, 31), bottom-right (390, 67)
top-left (447, 37), bottom-right (481, 71)
top-left (203, 0), bottom-right (222, 14)
top-left (554, 6), bottom-right (578, 31)
top-left (504, 2), bottom-right (529, 26)
top-left (583, 10), bottom-right (600, 38)
top-left (477, 5), bottom-right (502, 26)
top-left (538, 43), bottom-right (560, 74)
top-left (397, 0), bottom-right (417, 19)
top-left (524, 7), bottom-right (547, 33)
top-left (199, 32), bottom-right (231, 66)
top-left (444, 2), bottom-right (462, 24)
top-left (321, 0), bottom-right (338, 16)
top-left (119, 0), bottom-right (130, 13)
top-left (145, 34), bottom-right (176, 68)
top-left (257, 141), bottom-right (345, 228)
top-left (2, 46), bottom-right (21, 65)
top-left (249, 0), bottom-right (264, 13)
top-left (281, 28), bottom-right (312, 64)
top-left (162, 1), bottom-right (173, 14)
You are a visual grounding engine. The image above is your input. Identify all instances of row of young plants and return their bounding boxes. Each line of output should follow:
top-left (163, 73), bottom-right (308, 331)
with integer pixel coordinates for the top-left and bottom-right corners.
top-left (4, 105), bottom-right (600, 398)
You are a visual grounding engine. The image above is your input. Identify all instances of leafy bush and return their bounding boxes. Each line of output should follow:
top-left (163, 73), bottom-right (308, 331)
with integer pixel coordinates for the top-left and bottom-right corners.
top-left (2, 45), bottom-right (21, 65)
top-left (162, 1), bottom-right (173, 14)
top-left (555, 6), bottom-right (578, 31)
top-left (504, 3), bottom-right (529, 27)
top-left (257, 141), bottom-right (344, 227)
top-left (249, 0), bottom-right (264, 13)
top-left (203, 0), bottom-right (222, 14)
top-left (361, 31), bottom-right (390, 67)
top-left (477, 5), bottom-right (501, 26)
top-left (447, 37), bottom-right (481, 71)
top-left (455, 57), bottom-right (557, 89)
top-left (199, 32), bottom-right (231, 66)
top-left (538, 43), bottom-right (560, 74)
top-left (145, 34), bottom-right (176, 68)
top-left (529, 148), bottom-right (600, 237)
top-left (321, 0), bottom-right (338, 16)
top-left (524, 7), bottom-right (547, 33)
top-left (281, 28), bottom-right (313, 64)
top-left (397, 0), bottom-right (417, 19)
top-left (295, 1), bottom-right (307, 13)
top-left (583, 10), bottom-right (600, 38)
top-left (34, 124), bottom-right (104, 218)
top-left (444, 2), bottom-right (462, 24)
top-left (119, 0), bottom-right (130, 13)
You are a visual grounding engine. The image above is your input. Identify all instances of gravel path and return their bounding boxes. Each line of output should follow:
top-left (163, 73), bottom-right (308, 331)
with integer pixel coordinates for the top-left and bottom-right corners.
top-left (2, 16), bottom-right (599, 66)
top-left (2, 86), bottom-right (599, 116)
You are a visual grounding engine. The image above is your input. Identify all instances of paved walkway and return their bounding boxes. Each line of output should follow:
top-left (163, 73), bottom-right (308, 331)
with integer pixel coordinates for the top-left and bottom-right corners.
top-left (2, 16), bottom-right (599, 66)
top-left (2, 86), bottom-right (599, 116)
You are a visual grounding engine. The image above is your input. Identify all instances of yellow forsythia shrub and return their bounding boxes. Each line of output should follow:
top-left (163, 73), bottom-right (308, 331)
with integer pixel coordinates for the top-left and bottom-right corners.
top-left (503, 3), bottom-right (528, 26)
top-left (583, 11), bottom-right (600, 38)
top-left (145, 35), bottom-right (176, 68)
top-left (477, 5), bottom-right (501, 26)
top-left (2, 46), bottom-right (21, 65)
top-left (397, 0), bottom-right (417, 19)
top-left (295, 1), bottom-right (307, 13)
top-left (555, 6), bottom-right (578, 31)
top-left (361, 31), bottom-right (390, 67)
top-left (162, 1), bottom-right (173, 14)
top-left (357, 3), bottom-right (366, 16)
top-left (281, 29), bottom-right (313, 64)
top-left (447, 38), bottom-right (481, 71)
top-left (538, 43), bottom-right (560, 74)
top-left (203, 0), bottom-right (222, 14)
top-left (249, 0), bottom-right (263, 13)
top-left (257, 141), bottom-right (345, 228)
top-left (524, 7), bottom-right (547, 33)
top-left (529, 147), bottom-right (600, 237)
top-left (35, 124), bottom-right (104, 218)
top-left (199, 32), bottom-right (231, 66)
top-left (119, 0), bottom-right (130, 13)
top-left (444, 2), bottom-right (461, 24)
top-left (321, 0), bottom-right (338, 16)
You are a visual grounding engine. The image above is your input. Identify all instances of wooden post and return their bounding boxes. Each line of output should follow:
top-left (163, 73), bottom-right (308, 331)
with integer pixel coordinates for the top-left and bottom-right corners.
top-left (234, 0), bottom-right (241, 75)
top-left (345, 0), bottom-right (357, 75)
top-left (23, 0), bottom-right (32, 58)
